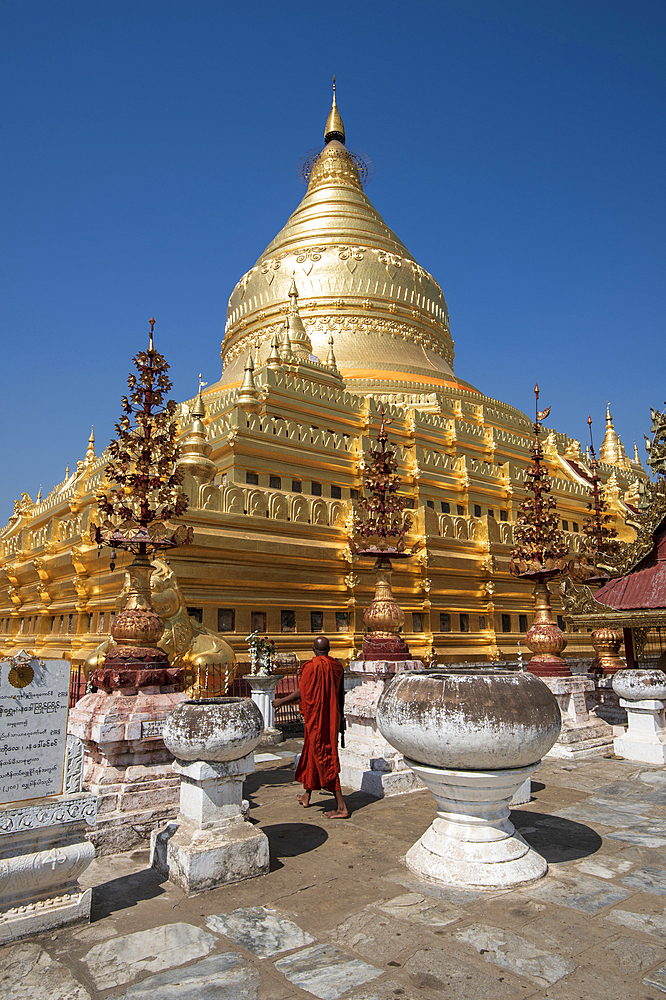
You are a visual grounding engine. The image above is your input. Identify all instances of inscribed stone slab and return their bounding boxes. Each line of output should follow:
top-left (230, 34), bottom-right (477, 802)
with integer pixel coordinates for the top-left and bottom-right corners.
top-left (120, 953), bottom-right (260, 1000)
top-left (453, 922), bottom-right (575, 987)
top-left (82, 922), bottom-right (215, 990)
top-left (206, 906), bottom-right (314, 957)
top-left (0, 941), bottom-right (91, 1000)
top-left (0, 658), bottom-right (70, 804)
top-left (274, 943), bottom-right (383, 1000)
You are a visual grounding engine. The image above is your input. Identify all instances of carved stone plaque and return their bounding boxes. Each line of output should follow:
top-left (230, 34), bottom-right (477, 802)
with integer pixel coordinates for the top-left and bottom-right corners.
top-left (0, 658), bottom-right (70, 805)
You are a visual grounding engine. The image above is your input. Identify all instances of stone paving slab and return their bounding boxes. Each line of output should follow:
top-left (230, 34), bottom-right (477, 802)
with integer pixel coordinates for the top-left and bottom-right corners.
top-left (4, 743), bottom-right (666, 998)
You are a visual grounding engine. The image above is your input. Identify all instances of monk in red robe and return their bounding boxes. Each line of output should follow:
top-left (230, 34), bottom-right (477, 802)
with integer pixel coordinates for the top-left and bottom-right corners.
top-left (273, 635), bottom-right (348, 819)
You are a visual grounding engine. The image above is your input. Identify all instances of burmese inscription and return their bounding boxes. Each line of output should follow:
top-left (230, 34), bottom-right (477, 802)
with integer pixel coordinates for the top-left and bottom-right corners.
top-left (0, 658), bottom-right (70, 805)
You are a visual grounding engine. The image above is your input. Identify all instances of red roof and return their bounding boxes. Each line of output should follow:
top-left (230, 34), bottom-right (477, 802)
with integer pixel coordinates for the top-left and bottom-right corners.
top-left (596, 522), bottom-right (666, 611)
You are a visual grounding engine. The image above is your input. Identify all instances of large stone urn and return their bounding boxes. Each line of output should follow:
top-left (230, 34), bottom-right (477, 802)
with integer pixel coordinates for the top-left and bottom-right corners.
top-left (376, 668), bottom-right (561, 889)
top-left (151, 697), bottom-right (269, 893)
top-left (612, 669), bottom-right (666, 765)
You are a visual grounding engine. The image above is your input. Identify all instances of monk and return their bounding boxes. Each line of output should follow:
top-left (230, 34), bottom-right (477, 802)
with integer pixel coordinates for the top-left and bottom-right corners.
top-left (273, 635), bottom-right (348, 819)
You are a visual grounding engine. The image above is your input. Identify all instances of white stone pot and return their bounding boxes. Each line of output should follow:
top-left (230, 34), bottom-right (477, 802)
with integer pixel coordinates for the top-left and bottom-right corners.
top-left (376, 668), bottom-right (561, 769)
top-left (612, 669), bottom-right (666, 765)
top-left (612, 669), bottom-right (666, 702)
top-left (162, 697), bottom-right (264, 762)
top-left (376, 668), bottom-right (561, 889)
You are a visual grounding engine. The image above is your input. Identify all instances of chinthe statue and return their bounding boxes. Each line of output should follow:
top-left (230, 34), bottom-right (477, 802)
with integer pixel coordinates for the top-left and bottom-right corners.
top-left (85, 559), bottom-right (236, 697)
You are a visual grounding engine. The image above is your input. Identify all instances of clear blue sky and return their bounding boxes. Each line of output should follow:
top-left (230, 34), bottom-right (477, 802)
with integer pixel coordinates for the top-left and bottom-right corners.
top-left (1, 1), bottom-right (664, 523)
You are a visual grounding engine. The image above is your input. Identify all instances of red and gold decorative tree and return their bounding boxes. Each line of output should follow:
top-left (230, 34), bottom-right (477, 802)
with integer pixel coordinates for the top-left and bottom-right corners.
top-left (510, 385), bottom-right (570, 677)
top-left (90, 320), bottom-right (192, 690)
top-left (350, 407), bottom-right (414, 661)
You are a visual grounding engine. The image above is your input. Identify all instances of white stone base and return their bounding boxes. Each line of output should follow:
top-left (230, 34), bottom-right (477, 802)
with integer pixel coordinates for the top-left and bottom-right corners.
top-left (0, 889), bottom-right (92, 944)
top-left (0, 789), bottom-right (97, 943)
top-left (614, 698), bottom-right (666, 765)
top-left (341, 659), bottom-right (424, 798)
top-left (542, 676), bottom-right (614, 759)
top-left (248, 676), bottom-right (283, 745)
top-left (151, 753), bottom-right (269, 893)
top-left (403, 760), bottom-right (546, 890)
top-left (152, 819), bottom-right (269, 893)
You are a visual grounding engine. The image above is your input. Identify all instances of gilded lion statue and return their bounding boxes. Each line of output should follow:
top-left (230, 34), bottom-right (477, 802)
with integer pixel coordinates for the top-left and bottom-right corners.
top-left (85, 559), bottom-right (236, 697)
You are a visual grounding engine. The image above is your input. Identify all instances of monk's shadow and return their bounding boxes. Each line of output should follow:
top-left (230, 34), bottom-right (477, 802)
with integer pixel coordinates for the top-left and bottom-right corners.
top-left (263, 822), bottom-right (328, 871)
top-left (511, 810), bottom-right (602, 864)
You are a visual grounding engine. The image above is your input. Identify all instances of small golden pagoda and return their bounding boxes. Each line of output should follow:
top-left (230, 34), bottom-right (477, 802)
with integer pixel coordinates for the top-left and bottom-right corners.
top-left (0, 87), bottom-right (646, 670)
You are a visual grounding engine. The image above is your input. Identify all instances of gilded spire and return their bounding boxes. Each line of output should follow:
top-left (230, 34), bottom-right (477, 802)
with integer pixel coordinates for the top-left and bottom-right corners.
top-left (178, 382), bottom-right (216, 486)
top-left (237, 352), bottom-right (261, 413)
top-left (599, 402), bottom-right (622, 465)
top-left (84, 426), bottom-right (96, 466)
top-left (281, 318), bottom-right (295, 362)
top-left (287, 277), bottom-right (312, 358)
top-left (266, 332), bottom-right (283, 370)
top-left (324, 75), bottom-right (345, 145)
top-left (326, 332), bottom-right (338, 372)
top-left (37, 485), bottom-right (42, 503)
top-left (254, 341), bottom-right (262, 370)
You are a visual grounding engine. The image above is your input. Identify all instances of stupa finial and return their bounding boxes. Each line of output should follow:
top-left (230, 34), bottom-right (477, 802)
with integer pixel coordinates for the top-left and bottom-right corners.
top-left (148, 316), bottom-right (156, 353)
top-left (324, 75), bottom-right (345, 145)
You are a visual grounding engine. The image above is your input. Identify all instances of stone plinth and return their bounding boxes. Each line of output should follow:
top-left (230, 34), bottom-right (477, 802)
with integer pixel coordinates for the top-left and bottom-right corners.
top-left (151, 752), bottom-right (269, 893)
top-left (67, 685), bottom-right (184, 855)
top-left (542, 676), bottom-right (614, 759)
top-left (585, 675), bottom-right (627, 727)
top-left (338, 659), bottom-right (423, 797)
top-left (247, 675), bottom-right (283, 746)
top-left (0, 736), bottom-right (97, 943)
top-left (614, 700), bottom-right (666, 765)
top-left (404, 761), bottom-right (546, 889)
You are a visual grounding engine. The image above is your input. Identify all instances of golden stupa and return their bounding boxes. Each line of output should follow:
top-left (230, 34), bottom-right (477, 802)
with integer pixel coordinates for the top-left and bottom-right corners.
top-left (0, 87), bottom-right (645, 669)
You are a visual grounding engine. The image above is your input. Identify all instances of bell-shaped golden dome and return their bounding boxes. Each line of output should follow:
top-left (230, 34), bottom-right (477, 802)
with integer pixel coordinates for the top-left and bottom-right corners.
top-left (221, 89), bottom-right (478, 395)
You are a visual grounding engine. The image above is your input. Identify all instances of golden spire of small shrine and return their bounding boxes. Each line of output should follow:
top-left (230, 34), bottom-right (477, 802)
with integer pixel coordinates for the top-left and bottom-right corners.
top-left (237, 352), bottom-right (260, 413)
top-left (326, 332), bottom-right (338, 372)
top-left (84, 426), bottom-right (96, 465)
top-left (266, 333), bottom-right (283, 370)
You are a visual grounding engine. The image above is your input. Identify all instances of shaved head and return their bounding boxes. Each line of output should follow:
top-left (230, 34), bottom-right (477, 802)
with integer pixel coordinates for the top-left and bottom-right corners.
top-left (313, 635), bottom-right (330, 654)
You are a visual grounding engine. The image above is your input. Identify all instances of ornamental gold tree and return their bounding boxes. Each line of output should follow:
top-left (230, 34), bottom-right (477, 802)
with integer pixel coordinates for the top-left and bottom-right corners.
top-left (350, 406), bottom-right (414, 661)
top-left (510, 385), bottom-right (570, 677)
top-left (90, 320), bottom-right (192, 690)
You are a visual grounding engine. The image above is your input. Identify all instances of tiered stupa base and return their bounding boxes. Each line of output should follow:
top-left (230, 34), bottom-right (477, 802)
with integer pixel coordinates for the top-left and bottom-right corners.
top-left (404, 761), bottom-right (547, 890)
top-left (68, 683), bottom-right (185, 855)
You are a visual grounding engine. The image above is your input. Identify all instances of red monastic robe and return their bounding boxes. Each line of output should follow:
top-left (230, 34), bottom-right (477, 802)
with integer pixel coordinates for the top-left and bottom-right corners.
top-left (295, 654), bottom-right (345, 792)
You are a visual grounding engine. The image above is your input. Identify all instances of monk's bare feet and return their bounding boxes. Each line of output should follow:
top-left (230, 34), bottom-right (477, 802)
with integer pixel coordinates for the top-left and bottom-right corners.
top-left (296, 791), bottom-right (311, 808)
top-left (323, 806), bottom-right (349, 819)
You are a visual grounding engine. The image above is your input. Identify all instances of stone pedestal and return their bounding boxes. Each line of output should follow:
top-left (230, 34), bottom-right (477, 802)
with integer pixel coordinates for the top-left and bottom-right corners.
top-left (404, 760), bottom-right (547, 889)
top-left (614, 700), bottom-right (666, 765)
top-left (67, 685), bottom-right (184, 855)
top-left (339, 659), bottom-right (424, 797)
top-left (586, 676), bottom-right (627, 727)
top-left (543, 676), bottom-right (614, 759)
top-left (0, 737), bottom-right (97, 943)
top-left (247, 675), bottom-right (283, 746)
top-left (151, 752), bottom-right (269, 892)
